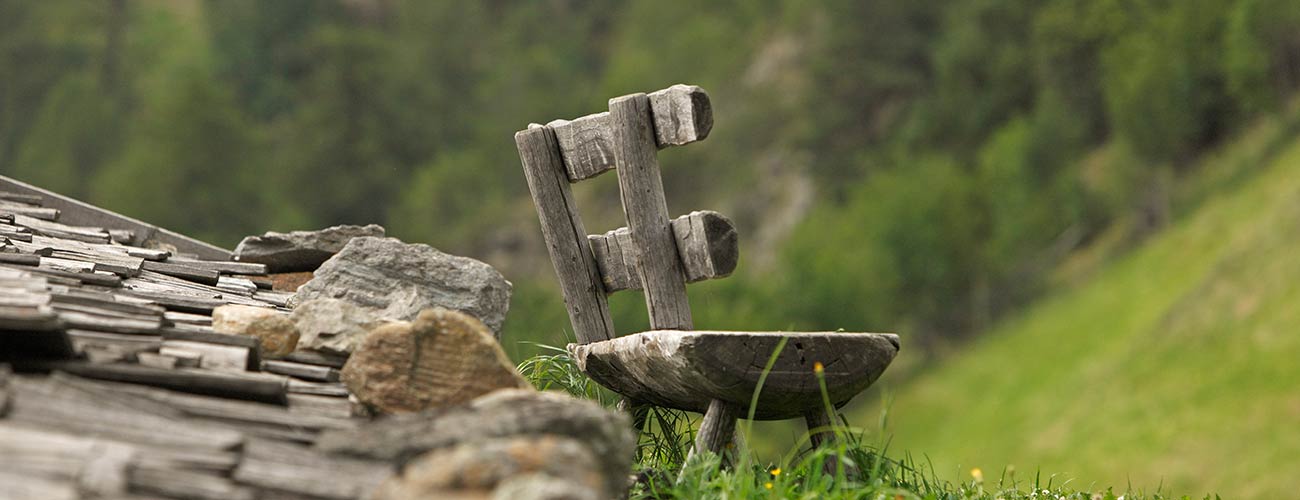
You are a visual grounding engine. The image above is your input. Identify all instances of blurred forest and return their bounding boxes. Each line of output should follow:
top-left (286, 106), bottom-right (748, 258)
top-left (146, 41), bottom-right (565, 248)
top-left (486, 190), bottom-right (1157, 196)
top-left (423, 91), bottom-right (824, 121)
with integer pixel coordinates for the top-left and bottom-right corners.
top-left (3, 0), bottom-right (1299, 360)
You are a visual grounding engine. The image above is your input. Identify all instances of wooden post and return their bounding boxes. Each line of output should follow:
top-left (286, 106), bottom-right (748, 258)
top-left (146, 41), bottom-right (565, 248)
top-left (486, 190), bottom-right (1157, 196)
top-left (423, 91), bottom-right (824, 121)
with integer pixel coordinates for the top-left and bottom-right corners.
top-left (515, 125), bottom-right (616, 345)
top-left (608, 93), bottom-right (693, 331)
top-left (608, 93), bottom-right (745, 459)
top-left (805, 409), bottom-right (858, 478)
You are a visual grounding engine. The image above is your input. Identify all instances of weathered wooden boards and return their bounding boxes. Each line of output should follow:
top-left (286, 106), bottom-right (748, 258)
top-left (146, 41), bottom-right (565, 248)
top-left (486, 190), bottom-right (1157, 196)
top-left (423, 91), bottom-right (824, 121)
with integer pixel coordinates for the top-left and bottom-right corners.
top-left (516, 125), bottom-right (617, 344)
top-left (549, 84), bottom-right (712, 181)
top-left (572, 330), bottom-right (900, 420)
top-left (0, 372), bottom-right (374, 499)
top-left (610, 92), bottom-right (695, 331)
top-left (0, 175), bottom-right (231, 259)
top-left (590, 210), bottom-right (738, 293)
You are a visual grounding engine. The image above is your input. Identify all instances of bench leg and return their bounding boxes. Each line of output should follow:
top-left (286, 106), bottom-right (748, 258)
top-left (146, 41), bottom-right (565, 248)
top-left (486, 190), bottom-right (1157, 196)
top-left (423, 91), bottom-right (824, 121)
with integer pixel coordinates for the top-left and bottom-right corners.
top-left (805, 409), bottom-right (859, 479)
top-left (694, 399), bottom-right (741, 460)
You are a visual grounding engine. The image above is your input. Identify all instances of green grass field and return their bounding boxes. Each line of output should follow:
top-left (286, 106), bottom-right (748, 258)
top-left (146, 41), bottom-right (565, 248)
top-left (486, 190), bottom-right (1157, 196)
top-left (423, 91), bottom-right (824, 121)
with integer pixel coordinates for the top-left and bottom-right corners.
top-left (857, 130), bottom-right (1300, 498)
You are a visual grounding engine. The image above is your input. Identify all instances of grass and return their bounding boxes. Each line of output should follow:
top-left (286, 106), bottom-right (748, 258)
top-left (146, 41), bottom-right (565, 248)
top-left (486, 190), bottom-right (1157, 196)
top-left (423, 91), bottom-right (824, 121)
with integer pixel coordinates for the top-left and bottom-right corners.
top-left (517, 344), bottom-right (1214, 499)
top-left (851, 125), bottom-right (1300, 498)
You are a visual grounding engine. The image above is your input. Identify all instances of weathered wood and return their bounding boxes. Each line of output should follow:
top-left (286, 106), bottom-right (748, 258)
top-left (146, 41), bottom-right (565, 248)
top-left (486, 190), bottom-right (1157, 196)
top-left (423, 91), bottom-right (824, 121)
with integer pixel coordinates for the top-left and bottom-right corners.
top-left (0, 252), bottom-right (40, 266)
top-left (287, 393), bottom-right (362, 419)
top-left (166, 257), bottom-right (269, 276)
top-left (12, 214), bottom-right (110, 243)
top-left (41, 362), bottom-right (288, 404)
top-left (0, 201), bottom-right (60, 220)
top-left (284, 349), bottom-right (349, 369)
top-left (0, 175), bottom-right (232, 259)
top-left (232, 440), bottom-right (390, 500)
top-left (160, 328), bottom-right (261, 370)
top-left (118, 289), bottom-right (224, 313)
top-left (40, 256), bottom-right (97, 274)
top-left (163, 310), bottom-right (213, 325)
top-left (161, 340), bottom-right (250, 372)
top-left (56, 310), bottom-right (163, 334)
top-left (572, 330), bottom-right (900, 420)
top-left (140, 260), bottom-right (221, 286)
top-left (14, 264), bottom-right (122, 286)
top-left (129, 465), bottom-right (256, 500)
top-left (548, 84), bottom-right (712, 181)
top-left (609, 92), bottom-right (693, 330)
top-left (694, 399), bottom-right (742, 456)
top-left (137, 352), bottom-right (179, 369)
top-left (287, 379), bottom-right (351, 397)
top-left (66, 330), bottom-right (163, 354)
top-left (0, 365), bottom-right (9, 416)
top-left (516, 125), bottom-right (615, 344)
top-left (263, 359), bottom-right (340, 382)
top-left (589, 210), bottom-right (739, 293)
top-left (5, 376), bottom-right (246, 450)
top-left (0, 192), bottom-right (44, 205)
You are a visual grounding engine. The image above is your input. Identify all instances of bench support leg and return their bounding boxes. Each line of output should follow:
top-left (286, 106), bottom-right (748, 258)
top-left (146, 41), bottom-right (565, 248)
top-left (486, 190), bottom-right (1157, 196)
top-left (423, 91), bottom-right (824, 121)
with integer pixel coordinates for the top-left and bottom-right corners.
top-left (694, 399), bottom-right (741, 460)
top-left (804, 409), bottom-right (859, 479)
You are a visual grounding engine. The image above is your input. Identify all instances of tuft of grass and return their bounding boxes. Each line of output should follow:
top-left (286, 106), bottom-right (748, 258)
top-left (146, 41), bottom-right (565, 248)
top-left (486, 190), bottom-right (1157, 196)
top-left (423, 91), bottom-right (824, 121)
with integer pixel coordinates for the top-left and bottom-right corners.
top-left (517, 344), bottom-right (1213, 500)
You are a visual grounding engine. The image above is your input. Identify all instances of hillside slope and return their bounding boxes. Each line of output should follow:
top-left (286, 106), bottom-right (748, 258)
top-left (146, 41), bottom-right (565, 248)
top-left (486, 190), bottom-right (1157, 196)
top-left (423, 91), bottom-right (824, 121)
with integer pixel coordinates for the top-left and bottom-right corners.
top-left (865, 137), bottom-right (1300, 498)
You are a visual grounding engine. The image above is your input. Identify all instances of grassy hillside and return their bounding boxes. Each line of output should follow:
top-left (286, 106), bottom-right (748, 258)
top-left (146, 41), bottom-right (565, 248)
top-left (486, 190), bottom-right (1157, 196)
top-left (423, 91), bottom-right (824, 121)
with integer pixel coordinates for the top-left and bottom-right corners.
top-left (861, 122), bottom-right (1300, 498)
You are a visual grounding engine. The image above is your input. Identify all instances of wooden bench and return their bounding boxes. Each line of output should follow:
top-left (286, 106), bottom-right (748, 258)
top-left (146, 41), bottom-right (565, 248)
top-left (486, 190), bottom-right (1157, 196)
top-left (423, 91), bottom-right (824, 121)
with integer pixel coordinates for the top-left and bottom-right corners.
top-left (514, 84), bottom-right (899, 458)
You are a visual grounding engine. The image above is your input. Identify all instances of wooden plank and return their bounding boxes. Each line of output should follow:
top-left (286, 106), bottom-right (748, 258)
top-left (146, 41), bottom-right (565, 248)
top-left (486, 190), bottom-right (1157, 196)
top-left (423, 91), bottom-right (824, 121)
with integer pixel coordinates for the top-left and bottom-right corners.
top-left (160, 328), bottom-right (260, 370)
top-left (40, 362), bottom-right (288, 404)
top-left (129, 465), bottom-right (256, 500)
top-left (287, 379), bottom-right (350, 397)
top-left (0, 175), bottom-right (231, 260)
top-left (56, 310), bottom-right (164, 334)
top-left (548, 84), bottom-right (713, 181)
top-left (0, 201), bottom-right (60, 220)
top-left (609, 92), bottom-right (693, 330)
top-left (0, 364), bottom-right (9, 416)
top-left (232, 440), bottom-right (390, 500)
top-left (12, 214), bottom-right (110, 243)
top-left (284, 349), bottom-right (349, 369)
top-left (66, 330), bottom-right (163, 353)
top-left (161, 340), bottom-right (250, 372)
top-left (262, 360), bottom-right (339, 382)
top-left (0, 192), bottom-right (44, 204)
top-left (166, 257), bottom-right (268, 275)
top-left (589, 210), bottom-right (739, 293)
top-left (140, 261), bottom-right (220, 286)
top-left (0, 252), bottom-right (40, 266)
top-left (5, 376), bottom-right (246, 450)
top-left (136, 352), bottom-right (178, 369)
top-left (287, 393), bottom-right (363, 419)
top-left (515, 125), bottom-right (615, 344)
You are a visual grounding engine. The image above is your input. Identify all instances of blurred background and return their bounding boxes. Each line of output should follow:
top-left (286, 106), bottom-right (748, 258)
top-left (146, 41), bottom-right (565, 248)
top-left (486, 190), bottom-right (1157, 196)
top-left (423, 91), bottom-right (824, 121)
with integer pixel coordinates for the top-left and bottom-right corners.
top-left (3, 0), bottom-right (1300, 497)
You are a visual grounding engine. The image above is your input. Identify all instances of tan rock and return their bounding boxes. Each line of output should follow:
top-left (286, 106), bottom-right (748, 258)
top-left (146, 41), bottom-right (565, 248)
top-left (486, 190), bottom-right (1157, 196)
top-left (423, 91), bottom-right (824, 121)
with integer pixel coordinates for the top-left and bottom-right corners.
top-left (211, 304), bottom-right (300, 358)
top-left (341, 308), bottom-right (530, 414)
top-left (370, 436), bottom-right (602, 500)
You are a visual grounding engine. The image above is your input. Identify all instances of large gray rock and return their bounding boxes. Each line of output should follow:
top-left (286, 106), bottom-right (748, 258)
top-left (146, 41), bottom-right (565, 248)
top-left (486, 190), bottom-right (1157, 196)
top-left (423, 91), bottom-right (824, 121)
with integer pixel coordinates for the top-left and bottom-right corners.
top-left (291, 237), bottom-right (512, 335)
top-left (289, 298), bottom-right (396, 355)
top-left (234, 224), bottom-right (385, 273)
top-left (316, 389), bottom-right (634, 497)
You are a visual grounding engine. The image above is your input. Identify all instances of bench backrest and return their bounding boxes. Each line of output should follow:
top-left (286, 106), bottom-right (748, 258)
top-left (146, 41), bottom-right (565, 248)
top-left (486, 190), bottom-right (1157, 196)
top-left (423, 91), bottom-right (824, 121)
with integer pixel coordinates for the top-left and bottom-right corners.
top-left (514, 85), bottom-right (737, 344)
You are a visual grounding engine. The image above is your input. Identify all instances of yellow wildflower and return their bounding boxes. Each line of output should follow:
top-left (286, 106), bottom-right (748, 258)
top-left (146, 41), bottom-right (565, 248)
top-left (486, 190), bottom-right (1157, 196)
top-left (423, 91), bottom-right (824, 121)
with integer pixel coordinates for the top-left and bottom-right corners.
top-left (813, 361), bottom-right (824, 374)
top-left (770, 468), bottom-right (781, 477)
top-left (764, 482), bottom-right (773, 490)
top-left (971, 467), bottom-right (983, 482)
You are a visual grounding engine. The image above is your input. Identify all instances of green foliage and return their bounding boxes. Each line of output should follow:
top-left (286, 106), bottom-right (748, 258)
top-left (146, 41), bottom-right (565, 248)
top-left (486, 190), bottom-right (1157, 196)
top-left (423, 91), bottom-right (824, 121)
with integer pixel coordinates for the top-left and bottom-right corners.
top-left (517, 345), bottom-right (1212, 499)
top-left (868, 133), bottom-right (1300, 498)
top-left (2, 0), bottom-right (1300, 370)
top-left (780, 156), bottom-right (982, 338)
